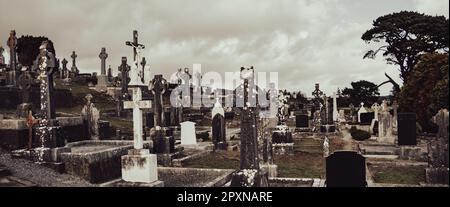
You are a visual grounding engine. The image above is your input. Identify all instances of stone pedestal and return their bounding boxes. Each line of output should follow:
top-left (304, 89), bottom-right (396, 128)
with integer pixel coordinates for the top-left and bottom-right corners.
top-left (95, 75), bottom-right (109, 92)
top-left (121, 149), bottom-right (161, 184)
top-left (230, 169), bottom-right (269, 187)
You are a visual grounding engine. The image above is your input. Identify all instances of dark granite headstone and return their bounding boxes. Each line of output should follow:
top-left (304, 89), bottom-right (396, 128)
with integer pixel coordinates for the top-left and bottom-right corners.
top-left (272, 131), bottom-right (293, 143)
top-left (326, 151), bottom-right (367, 187)
top-left (397, 113), bottom-right (417, 146)
top-left (145, 112), bottom-right (154, 128)
top-left (296, 115), bottom-right (309, 128)
top-left (212, 114), bottom-right (227, 150)
top-left (360, 112), bottom-right (374, 125)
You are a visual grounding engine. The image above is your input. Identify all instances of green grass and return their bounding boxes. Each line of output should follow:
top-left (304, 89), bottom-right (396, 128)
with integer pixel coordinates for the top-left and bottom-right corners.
top-left (370, 165), bottom-right (426, 185)
top-left (275, 152), bottom-right (325, 178)
top-left (183, 151), bottom-right (240, 169)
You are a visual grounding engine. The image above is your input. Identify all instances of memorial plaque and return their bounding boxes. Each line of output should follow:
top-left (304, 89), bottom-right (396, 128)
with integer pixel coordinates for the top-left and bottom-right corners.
top-left (360, 112), bottom-right (374, 125)
top-left (296, 115), bottom-right (309, 128)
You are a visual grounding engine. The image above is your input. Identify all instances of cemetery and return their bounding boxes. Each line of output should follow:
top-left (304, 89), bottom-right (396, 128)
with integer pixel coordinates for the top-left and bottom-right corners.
top-left (0, 5), bottom-right (448, 188)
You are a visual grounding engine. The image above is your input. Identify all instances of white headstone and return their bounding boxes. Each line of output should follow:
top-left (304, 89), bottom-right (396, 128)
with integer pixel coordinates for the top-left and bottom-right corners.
top-left (358, 102), bottom-right (367, 123)
top-left (212, 99), bottom-right (225, 118)
top-left (181, 121), bottom-right (197, 146)
top-left (332, 92), bottom-right (339, 122)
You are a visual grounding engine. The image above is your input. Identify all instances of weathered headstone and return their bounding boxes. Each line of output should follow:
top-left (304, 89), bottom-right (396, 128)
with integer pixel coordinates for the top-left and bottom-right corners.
top-left (96, 47), bottom-right (109, 92)
top-left (332, 92), bottom-right (338, 122)
top-left (378, 100), bottom-right (393, 142)
top-left (61, 58), bottom-right (68, 80)
top-left (371, 102), bottom-right (380, 121)
top-left (7, 30), bottom-right (18, 86)
top-left (426, 109), bottom-right (449, 184)
top-left (70, 51), bottom-right (79, 75)
top-left (17, 71), bottom-right (33, 118)
top-left (81, 94), bottom-right (100, 140)
top-left (117, 57), bottom-right (130, 117)
top-left (212, 99), bottom-right (227, 150)
top-left (181, 121), bottom-right (197, 147)
top-left (326, 151), bottom-right (367, 187)
top-left (33, 41), bottom-right (63, 161)
top-left (230, 66), bottom-right (269, 187)
top-left (397, 113), bottom-right (417, 146)
top-left (349, 103), bottom-right (356, 123)
top-left (121, 43), bottom-right (161, 185)
top-left (149, 75), bottom-right (167, 127)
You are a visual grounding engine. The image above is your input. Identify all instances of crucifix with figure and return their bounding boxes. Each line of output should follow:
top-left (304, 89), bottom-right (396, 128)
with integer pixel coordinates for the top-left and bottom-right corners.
top-left (126, 30), bottom-right (146, 83)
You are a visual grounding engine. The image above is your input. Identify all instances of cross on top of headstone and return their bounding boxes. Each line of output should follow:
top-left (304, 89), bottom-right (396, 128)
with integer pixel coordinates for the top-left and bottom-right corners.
top-left (99, 47), bottom-right (108, 75)
top-left (126, 30), bottom-right (145, 62)
top-left (371, 103), bottom-right (380, 111)
top-left (62, 58), bottom-right (68, 69)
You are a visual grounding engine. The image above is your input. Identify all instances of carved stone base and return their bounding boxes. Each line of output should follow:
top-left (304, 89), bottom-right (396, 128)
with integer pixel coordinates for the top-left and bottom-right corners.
top-left (230, 169), bottom-right (269, 187)
top-left (121, 149), bottom-right (159, 183)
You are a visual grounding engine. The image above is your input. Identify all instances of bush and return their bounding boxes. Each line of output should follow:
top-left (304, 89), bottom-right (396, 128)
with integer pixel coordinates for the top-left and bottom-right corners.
top-left (350, 127), bottom-right (371, 141)
top-left (196, 131), bottom-right (210, 141)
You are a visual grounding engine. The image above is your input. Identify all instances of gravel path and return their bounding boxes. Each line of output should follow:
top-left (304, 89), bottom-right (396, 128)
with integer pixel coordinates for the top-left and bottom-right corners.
top-left (0, 148), bottom-right (95, 187)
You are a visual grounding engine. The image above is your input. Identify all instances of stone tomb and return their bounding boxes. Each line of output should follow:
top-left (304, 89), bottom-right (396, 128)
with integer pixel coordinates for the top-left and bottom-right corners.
top-left (59, 140), bottom-right (150, 183)
top-left (326, 151), bottom-right (367, 187)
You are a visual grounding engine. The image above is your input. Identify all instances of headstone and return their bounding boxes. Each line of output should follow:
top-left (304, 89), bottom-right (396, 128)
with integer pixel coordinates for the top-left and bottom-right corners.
top-left (81, 94), bottom-right (100, 140)
top-left (371, 102), bottom-right (380, 120)
top-left (296, 114), bottom-right (309, 128)
top-left (378, 100), bottom-right (393, 142)
top-left (360, 112), bottom-right (374, 125)
top-left (349, 103), bottom-right (356, 123)
top-left (332, 92), bottom-right (338, 122)
top-left (230, 66), bottom-right (268, 187)
top-left (107, 65), bottom-right (112, 81)
top-left (212, 99), bottom-right (227, 150)
top-left (117, 57), bottom-right (130, 117)
top-left (17, 71), bottom-right (33, 118)
top-left (392, 101), bottom-right (398, 131)
top-left (397, 113), bottom-right (417, 146)
top-left (61, 58), bottom-right (69, 80)
top-left (96, 47), bottom-right (109, 92)
top-left (70, 51), bottom-right (79, 75)
top-left (326, 151), bottom-right (367, 187)
top-left (358, 102), bottom-right (367, 123)
top-left (33, 41), bottom-right (63, 160)
top-left (180, 121), bottom-right (197, 147)
top-left (149, 75), bottom-right (167, 127)
top-left (7, 30), bottom-right (18, 86)
top-left (121, 42), bottom-right (160, 184)
top-left (426, 109), bottom-right (449, 184)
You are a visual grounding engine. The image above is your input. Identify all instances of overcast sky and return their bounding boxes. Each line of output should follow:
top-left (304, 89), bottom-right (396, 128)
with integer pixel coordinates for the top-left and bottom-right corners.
top-left (1, 0), bottom-right (448, 96)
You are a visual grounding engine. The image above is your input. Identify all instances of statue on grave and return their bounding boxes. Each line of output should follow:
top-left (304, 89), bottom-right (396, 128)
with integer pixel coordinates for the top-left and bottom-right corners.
top-left (81, 94), bottom-right (100, 140)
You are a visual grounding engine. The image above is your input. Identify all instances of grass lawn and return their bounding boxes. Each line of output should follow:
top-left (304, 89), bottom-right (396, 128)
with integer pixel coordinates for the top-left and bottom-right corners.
top-left (182, 151), bottom-right (240, 169)
top-left (369, 165), bottom-right (426, 185)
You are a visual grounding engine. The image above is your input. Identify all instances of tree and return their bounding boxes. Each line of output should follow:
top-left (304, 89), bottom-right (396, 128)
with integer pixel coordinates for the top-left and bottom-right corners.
top-left (362, 11), bottom-right (449, 86)
top-left (16, 36), bottom-right (56, 67)
top-left (342, 80), bottom-right (380, 106)
top-left (397, 52), bottom-right (449, 132)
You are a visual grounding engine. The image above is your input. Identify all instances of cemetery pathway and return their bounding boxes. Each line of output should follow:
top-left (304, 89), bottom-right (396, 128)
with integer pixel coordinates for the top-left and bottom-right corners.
top-left (0, 149), bottom-right (94, 187)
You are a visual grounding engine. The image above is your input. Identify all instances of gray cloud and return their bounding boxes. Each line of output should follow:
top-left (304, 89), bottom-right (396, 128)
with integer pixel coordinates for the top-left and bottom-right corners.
top-left (1, 0), bottom-right (448, 96)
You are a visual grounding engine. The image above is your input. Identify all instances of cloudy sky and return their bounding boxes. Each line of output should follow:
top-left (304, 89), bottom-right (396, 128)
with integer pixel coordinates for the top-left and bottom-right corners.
top-left (1, 0), bottom-right (448, 96)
